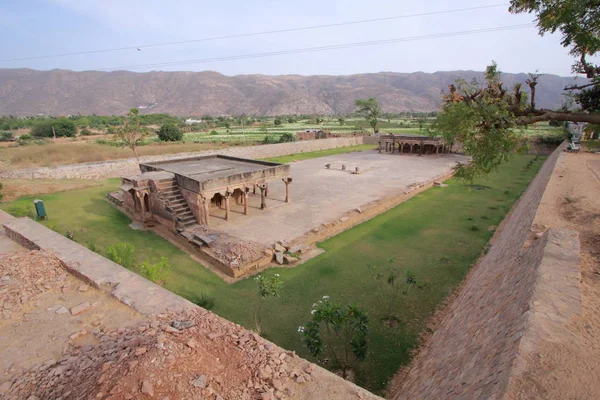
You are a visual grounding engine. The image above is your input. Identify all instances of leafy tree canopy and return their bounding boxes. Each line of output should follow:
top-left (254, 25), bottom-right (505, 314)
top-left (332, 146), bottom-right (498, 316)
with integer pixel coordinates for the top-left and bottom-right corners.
top-left (157, 123), bottom-right (183, 142)
top-left (355, 98), bottom-right (382, 133)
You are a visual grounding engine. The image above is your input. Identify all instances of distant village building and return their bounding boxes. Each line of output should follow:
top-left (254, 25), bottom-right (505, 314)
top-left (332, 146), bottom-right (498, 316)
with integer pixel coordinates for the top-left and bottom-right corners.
top-left (185, 118), bottom-right (204, 125)
top-left (378, 134), bottom-right (447, 155)
top-left (295, 129), bottom-right (365, 141)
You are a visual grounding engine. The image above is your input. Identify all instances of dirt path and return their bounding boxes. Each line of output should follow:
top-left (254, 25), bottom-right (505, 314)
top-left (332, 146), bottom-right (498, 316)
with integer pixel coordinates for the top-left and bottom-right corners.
top-left (507, 151), bottom-right (600, 399)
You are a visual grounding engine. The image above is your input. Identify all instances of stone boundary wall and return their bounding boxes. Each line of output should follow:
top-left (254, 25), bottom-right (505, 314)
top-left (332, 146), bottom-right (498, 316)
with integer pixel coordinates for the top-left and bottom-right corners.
top-left (0, 137), bottom-right (368, 180)
top-left (394, 141), bottom-right (579, 399)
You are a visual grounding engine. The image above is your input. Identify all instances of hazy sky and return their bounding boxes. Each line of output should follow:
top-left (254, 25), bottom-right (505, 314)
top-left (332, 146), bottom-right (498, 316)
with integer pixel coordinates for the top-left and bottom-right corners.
top-left (1, 0), bottom-right (596, 76)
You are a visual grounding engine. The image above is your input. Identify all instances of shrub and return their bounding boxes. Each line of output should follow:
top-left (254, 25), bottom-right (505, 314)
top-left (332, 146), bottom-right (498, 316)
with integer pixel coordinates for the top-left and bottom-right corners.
top-left (141, 257), bottom-right (170, 284)
top-left (209, 130), bottom-right (219, 135)
top-left (106, 243), bottom-right (136, 269)
top-left (262, 135), bottom-right (278, 144)
top-left (279, 133), bottom-right (296, 143)
top-left (80, 128), bottom-right (93, 136)
top-left (192, 292), bottom-right (216, 310)
top-left (157, 124), bottom-right (183, 141)
top-left (0, 131), bottom-right (13, 141)
top-left (0, 182), bottom-right (3, 201)
top-left (31, 119), bottom-right (77, 138)
top-left (300, 297), bottom-right (368, 378)
top-left (18, 134), bottom-right (32, 140)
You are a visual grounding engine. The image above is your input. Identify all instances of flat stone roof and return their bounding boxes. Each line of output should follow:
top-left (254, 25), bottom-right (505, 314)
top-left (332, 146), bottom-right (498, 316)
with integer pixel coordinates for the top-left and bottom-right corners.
top-left (139, 155), bottom-right (291, 194)
top-left (140, 155), bottom-right (282, 183)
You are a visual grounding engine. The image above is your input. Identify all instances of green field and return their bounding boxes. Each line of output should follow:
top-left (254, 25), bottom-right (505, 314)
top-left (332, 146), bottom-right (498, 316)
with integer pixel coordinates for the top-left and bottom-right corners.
top-left (1, 154), bottom-right (545, 393)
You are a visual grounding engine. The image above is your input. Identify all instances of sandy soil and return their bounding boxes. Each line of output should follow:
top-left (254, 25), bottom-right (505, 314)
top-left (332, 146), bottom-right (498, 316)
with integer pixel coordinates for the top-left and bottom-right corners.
top-left (508, 150), bottom-right (600, 399)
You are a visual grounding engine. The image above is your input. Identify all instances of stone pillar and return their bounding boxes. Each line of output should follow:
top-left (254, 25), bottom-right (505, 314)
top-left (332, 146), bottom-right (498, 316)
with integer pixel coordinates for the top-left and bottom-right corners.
top-left (259, 185), bottom-right (267, 210)
top-left (224, 192), bottom-right (231, 221)
top-left (378, 141), bottom-right (382, 153)
top-left (265, 183), bottom-right (269, 198)
top-left (283, 178), bottom-right (292, 203)
top-left (203, 198), bottom-right (210, 226)
top-left (244, 190), bottom-right (249, 215)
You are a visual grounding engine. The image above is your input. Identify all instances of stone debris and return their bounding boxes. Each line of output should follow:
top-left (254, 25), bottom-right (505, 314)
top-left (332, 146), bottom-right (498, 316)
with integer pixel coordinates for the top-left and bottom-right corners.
top-left (433, 181), bottom-right (449, 187)
top-left (211, 237), bottom-right (266, 268)
top-left (0, 250), bottom-right (65, 317)
top-left (171, 320), bottom-right (195, 330)
top-left (191, 375), bottom-right (207, 388)
top-left (283, 255), bottom-right (297, 265)
top-left (2, 307), bottom-right (331, 400)
top-left (55, 306), bottom-right (69, 314)
top-left (339, 216), bottom-right (349, 223)
top-left (77, 285), bottom-right (89, 292)
top-left (275, 252), bottom-right (285, 265)
top-left (274, 243), bottom-right (286, 253)
top-left (70, 302), bottom-right (93, 316)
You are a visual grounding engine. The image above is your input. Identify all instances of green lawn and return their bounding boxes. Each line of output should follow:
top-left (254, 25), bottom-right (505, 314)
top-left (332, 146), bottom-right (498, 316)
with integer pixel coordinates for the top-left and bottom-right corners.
top-left (1, 154), bottom-right (545, 393)
top-left (263, 144), bottom-right (376, 163)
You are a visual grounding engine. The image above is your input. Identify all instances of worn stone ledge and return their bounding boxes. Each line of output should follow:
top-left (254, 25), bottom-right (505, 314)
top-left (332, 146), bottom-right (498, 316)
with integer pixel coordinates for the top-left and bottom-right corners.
top-left (3, 217), bottom-right (195, 316)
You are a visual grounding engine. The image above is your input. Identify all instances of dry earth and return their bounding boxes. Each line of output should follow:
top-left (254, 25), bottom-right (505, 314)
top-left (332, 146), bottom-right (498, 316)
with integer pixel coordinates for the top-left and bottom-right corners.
top-left (0, 234), bottom-right (378, 400)
top-left (507, 151), bottom-right (600, 399)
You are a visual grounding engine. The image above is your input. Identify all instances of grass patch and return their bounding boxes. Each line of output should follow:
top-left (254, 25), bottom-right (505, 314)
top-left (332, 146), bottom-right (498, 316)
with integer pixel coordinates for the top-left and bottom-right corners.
top-left (263, 144), bottom-right (375, 163)
top-left (1, 155), bottom-right (545, 393)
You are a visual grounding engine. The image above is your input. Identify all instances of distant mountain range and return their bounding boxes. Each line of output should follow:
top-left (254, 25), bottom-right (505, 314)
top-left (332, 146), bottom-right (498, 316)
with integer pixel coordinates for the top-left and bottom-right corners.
top-left (0, 68), bottom-right (577, 116)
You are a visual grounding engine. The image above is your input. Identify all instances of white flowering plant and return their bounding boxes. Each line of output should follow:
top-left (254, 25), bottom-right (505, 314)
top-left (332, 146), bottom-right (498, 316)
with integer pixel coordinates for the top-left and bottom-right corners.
top-left (299, 297), bottom-right (368, 379)
top-left (254, 274), bottom-right (283, 334)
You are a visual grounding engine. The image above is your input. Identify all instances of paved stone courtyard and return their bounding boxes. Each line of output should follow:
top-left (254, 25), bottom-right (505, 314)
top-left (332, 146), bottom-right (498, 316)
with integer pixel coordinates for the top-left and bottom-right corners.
top-left (208, 150), bottom-right (468, 246)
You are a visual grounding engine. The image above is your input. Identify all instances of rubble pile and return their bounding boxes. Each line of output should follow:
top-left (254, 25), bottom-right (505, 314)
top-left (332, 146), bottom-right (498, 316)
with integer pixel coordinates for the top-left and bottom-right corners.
top-left (0, 250), bottom-right (66, 320)
top-left (211, 238), bottom-right (266, 267)
top-left (5, 308), bottom-right (316, 400)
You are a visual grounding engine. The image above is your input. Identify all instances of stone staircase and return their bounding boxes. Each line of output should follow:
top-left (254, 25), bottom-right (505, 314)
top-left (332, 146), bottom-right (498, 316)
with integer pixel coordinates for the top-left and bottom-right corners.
top-left (156, 179), bottom-right (196, 228)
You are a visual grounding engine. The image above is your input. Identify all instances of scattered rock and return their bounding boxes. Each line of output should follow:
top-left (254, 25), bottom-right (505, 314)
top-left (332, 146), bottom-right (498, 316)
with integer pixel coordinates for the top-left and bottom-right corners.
top-left (433, 181), bottom-right (448, 187)
top-left (274, 252), bottom-right (284, 265)
top-left (191, 375), bottom-right (207, 388)
top-left (274, 243), bottom-right (286, 253)
top-left (55, 306), bottom-right (69, 314)
top-left (171, 320), bottom-right (195, 330)
top-left (164, 325), bottom-right (179, 334)
top-left (134, 347), bottom-right (147, 356)
top-left (0, 381), bottom-right (11, 394)
top-left (355, 207), bottom-right (363, 214)
top-left (186, 339), bottom-right (197, 349)
top-left (283, 255), bottom-right (297, 265)
top-left (77, 285), bottom-right (89, 292)
top-left (311, 227), bottom-right (319, 233)
top-left (296, 375), bottom-right (306, 384)
top-left (141, 380), bottom-right (154, 397)
top-left (70, 302), bottom-right (93, 316)
top-left (70, 330), bottom-right (88, 340)
top-left (339, 216), bottom-right (349, 222)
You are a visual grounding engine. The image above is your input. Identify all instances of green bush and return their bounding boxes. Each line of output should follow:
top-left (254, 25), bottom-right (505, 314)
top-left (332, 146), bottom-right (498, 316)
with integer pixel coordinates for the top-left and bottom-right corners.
top-left (18, 134), bottom-right (32, 140)
top-left (157, 124), bottom-right (183, 141)
top-left (262, 135), bottom-right (278, 144)
top-left (279, 132), bottom-right (296, 143)
top-left (31, 119), bottom-right (77, 138)
top-left (106, 243), bottom-right (136, 269)
top-left (80, 128), bottom-right (93, 136)
top-left (0, 182), bottom-right (3, 201)
top-left (141, 257), bottom-right (170, 284)
top-left (0, 131), bottom-right (13, 141)
top-left (210, 130), bottom-right (219, 135)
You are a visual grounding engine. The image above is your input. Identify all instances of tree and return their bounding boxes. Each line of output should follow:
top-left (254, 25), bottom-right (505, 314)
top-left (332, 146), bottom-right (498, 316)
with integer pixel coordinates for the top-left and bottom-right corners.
top-left (434, 1), bottom-right (599, 180)
top-left (117, 108), bottom-right (148, 161)
top-left (31, 119), bottom-right (77, 138)
top-left (274, 117), bottom-right (283, 126)
top-left (299, 297), bottom-right (368, 379)
top-left (157, 123), bottom-right (183, 141)
top-left (254, 274), bottom-right (283, 334)
top-left (338, 117), bottom-right (345, 126)
top-left (316, 116), bottom-right (324, 124)
top-left (355, 98), bottom-right (382, 134)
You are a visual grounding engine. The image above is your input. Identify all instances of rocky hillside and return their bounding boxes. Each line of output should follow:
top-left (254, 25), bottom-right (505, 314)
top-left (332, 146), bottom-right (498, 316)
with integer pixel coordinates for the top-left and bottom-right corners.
top-left (0, 68), bottom-right (576, 116)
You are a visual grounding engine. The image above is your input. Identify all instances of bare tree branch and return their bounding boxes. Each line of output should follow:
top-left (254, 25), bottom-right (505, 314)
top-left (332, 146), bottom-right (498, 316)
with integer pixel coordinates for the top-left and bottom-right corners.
top-left (516, 109), bottom-right (600, 125)
top-left (564, 82), bottom-right (596, 90)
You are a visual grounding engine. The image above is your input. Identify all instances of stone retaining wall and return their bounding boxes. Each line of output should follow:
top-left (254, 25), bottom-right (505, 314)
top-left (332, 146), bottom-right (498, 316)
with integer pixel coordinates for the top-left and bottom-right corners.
top-left (394, 141), bottom-right (580, 399)
top-left (0, 137), bottom-right (367, 180)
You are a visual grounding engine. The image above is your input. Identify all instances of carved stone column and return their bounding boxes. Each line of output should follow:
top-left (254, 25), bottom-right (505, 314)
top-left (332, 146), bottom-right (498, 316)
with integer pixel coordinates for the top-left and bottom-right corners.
top-left (224, 191), bottom-right (231, 221)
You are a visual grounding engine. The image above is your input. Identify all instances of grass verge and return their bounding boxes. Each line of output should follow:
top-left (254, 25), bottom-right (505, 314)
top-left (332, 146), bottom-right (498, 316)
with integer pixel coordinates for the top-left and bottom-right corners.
top-left (263, 144), bottom-right (376, 163)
